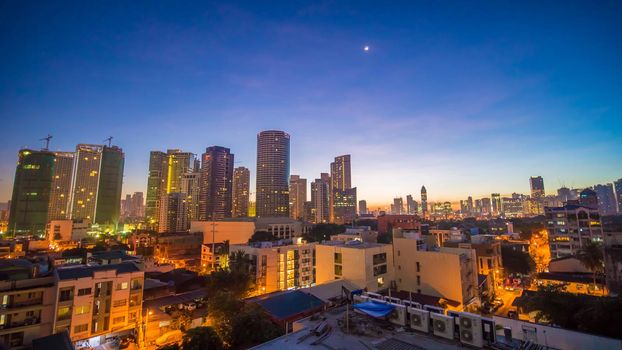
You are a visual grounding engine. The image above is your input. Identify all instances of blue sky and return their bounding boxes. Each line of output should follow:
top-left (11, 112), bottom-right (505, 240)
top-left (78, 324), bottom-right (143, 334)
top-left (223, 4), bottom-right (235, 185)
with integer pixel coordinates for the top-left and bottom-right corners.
top-left (1, 1), bottom-right (621, 207)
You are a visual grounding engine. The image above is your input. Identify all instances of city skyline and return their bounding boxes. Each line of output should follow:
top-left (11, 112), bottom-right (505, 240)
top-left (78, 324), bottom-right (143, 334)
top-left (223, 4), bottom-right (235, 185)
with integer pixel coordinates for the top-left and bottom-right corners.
top-left (1, 1), bottom-right (621, 206)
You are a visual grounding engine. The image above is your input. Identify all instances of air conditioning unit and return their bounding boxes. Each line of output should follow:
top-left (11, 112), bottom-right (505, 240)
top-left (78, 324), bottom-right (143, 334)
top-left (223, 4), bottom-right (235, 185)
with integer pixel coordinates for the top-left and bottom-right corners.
top-left (424, 305), bottom-right (445, 315)
top-left (458, 312), bottom-right (483, 348)
top-left (389, 303), bottom-right (407, 326)
top-left (431, 313), bottom-right (454, 340)
top-left (383, 295), bottom-right (402, 304)
top-left (408, 307), bottom-right (429, 333)
top-left (481, 317), bottom-right (496, 343)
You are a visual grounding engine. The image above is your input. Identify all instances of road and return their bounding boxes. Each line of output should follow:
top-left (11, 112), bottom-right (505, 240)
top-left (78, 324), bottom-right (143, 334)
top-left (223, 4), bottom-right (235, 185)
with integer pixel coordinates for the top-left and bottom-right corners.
top-left (494, 288), bottom-right (521, 318)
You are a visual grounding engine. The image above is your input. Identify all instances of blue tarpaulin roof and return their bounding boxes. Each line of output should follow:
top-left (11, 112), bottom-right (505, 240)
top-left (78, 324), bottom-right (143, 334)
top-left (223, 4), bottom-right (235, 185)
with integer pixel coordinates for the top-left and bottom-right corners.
top-left (353, 301), bottom-right (395, 318)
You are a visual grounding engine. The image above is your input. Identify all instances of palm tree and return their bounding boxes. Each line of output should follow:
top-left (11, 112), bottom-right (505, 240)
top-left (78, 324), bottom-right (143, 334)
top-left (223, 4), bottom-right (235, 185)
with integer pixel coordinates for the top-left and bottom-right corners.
top-left (576, 241), bottom-right (604, 295)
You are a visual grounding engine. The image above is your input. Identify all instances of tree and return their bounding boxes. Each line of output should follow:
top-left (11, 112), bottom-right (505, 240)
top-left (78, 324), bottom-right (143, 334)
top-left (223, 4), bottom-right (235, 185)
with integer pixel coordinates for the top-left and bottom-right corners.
top-left (170, 309), bottom-right (193, 331)
top-left (576, 241), bottom-right (604, 294)
top-left (157, 344), bottom-right (180, 350)
top-left (181, 327), bottom-right (224, 350)
top-left (303, 223), bottom-right (345, 242)
top-left (229, 304), bottom-right (283, 348)
top-left (501, 245), bottom-right (535, 275)
top-left (249, 230), bottom-right (277, 242)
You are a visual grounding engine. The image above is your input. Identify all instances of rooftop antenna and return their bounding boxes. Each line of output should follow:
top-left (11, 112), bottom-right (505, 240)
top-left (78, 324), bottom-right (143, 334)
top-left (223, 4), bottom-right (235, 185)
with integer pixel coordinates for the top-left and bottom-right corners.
top-left (40, 134), bottom-right (53, 150)
top-left (104, 136), bottom-right (113, 147)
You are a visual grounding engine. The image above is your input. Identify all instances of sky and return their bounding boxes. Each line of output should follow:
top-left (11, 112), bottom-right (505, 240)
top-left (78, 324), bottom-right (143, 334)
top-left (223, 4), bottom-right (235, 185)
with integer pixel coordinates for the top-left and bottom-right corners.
top-left (1, 1), bottom-right (621, 208)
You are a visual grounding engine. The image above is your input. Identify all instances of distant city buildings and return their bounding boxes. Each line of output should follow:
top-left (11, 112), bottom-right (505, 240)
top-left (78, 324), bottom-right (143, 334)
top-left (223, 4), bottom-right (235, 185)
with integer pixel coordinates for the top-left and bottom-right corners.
top-left (288, 175), bottom-right (306, 220)
top-left (232, 167), bottom-right (250, 218)
top-left (420, 186), bottom-right (428, 218)
top-left (545, 204), bottom-right (603, 258)
top-left (310, 174), bottom-right (330, 224)
top-left (330, 155), bottom-right (356, 225)
top-left (256, 130), bottom-right (290, 217)
top-left (358, 200), bottom-right (367, 215)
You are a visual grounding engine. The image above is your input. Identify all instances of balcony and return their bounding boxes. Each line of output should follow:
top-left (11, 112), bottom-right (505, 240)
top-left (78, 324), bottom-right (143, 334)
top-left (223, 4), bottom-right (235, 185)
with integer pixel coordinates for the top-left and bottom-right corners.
top-left (0, 317), bottom-right (41, 331)
top-left (0, 298), bottom-right (43, 310)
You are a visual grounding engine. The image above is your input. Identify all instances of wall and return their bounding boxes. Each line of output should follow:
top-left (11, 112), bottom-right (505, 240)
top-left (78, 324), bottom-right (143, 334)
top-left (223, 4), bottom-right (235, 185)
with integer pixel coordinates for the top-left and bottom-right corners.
top-left (493, 316), bottom-right (622, 350)
top-left (190, 221), bottom-right (255, 244)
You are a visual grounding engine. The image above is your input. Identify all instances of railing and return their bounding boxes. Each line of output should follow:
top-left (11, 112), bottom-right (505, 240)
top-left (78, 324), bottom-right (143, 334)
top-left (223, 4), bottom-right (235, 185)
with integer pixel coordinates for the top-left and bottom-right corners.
top-left (0, 317), bottom-right (41, 330)
top-left (1, 298), bottom-right (43, 309)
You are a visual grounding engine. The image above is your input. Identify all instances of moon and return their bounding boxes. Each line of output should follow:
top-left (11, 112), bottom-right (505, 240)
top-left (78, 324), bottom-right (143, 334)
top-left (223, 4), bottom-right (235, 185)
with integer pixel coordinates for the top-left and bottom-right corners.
top-left (364, 45), bottom-right (370, 52)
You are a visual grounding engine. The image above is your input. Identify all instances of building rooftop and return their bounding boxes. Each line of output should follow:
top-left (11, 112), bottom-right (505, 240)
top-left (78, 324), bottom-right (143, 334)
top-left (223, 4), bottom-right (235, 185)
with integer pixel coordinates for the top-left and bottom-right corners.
top-left (56, 262), bottom-right (141, 280)
top-left (251, 305), bottom-right (464, 350)
top-left (32, 330), bottom-right (74, 350)
top-left (143, 288), bottom-right (208, 310)
top-left (318, 240), bottom-right (388, 249)
top-left (250, 290), bottom-right (325, 321)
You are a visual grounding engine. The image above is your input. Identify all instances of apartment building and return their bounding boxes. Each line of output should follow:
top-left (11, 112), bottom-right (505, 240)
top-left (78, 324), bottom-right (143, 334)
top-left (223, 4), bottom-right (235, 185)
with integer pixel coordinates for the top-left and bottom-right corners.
top-left (230, 238), bottom-right (315, 294)
top-left (53, 262), bottom-right (144, 348)
top-left (393, 229), bottom-right (479, 309)
top-left (315, 240), bottom-right (394, 292)
top-left (545, 204), bottom-right (603, 258)
top-left (444, 235), bottom-right (503, 288)
top-left (0, 260), bottom-right (56, 349)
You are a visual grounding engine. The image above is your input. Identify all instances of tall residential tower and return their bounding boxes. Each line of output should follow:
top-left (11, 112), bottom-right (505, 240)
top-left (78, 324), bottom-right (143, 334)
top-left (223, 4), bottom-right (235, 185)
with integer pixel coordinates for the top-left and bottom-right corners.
top-left (256, 130), bottom-right (290, 217)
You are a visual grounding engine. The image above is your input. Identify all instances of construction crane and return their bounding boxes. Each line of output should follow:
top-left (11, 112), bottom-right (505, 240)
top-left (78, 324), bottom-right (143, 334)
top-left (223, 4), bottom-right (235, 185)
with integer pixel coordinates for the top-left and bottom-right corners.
top-left (40, 134), bottom-right (53, 150)
top-left (103, 136), bottom-right (113, 147)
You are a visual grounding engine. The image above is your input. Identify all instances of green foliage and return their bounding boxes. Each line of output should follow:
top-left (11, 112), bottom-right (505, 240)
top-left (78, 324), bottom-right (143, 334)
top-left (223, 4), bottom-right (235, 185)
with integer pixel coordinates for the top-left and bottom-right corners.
top-left (157, 344), bottom-right (180, 350)
top-left (501, 245), bottom-right (535, 275)
top-left (181, 327), bottom-right (224, 350)
top-left (249, 230), bottom-right (277, 242)
top-left (524, 286), bottom-right (622, 339)
top-left (509, 217), bottom-right (545, 240)
top-left (303, 223), bottom-right (346, 242)
top-left (229, 304), bottom-right (283, 348)
top-left (170, 309), bottom-right (193, 331)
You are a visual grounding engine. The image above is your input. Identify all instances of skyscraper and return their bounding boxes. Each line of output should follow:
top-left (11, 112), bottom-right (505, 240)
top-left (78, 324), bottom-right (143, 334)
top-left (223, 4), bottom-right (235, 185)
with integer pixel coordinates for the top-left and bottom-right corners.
top-left (67, 144), bottom-right (125, 226)
top-left (330, 155), bottom-right (356, 223)
top-left (94, 145), bottom-right (124, 226)
top-left (311, 174), bottom-right (330, 224)
top-left (593, 183), bottom-right (617, 215)
top-left (579, 188), bottom-right (598, 209)
top-left (406, 195), bottom-right (417, 215)
top-left (330, 155), bottom-right (351, 191)
top-left (166, 150), bottom-right (195, 194)
top-left (70, 144), bottom-right (104, 222)
top-left (421, 186), bottom-right (428, 218)
top-left (491, 193), bottom-right (501, 215)
top-left (481, 197), bottom-right (491, 216)
top-left (233, 167), bottom-right (250, 218)
top-left (358, 200), bottom-right (367, 215)
top-left (199, 146), bottom-right (234, 220)
top-left (557, 187), bottom-right (573, 203)
top-left (159, 192), bottom-right (188, 232)
top-left (8, 149), bottom-right (55, 236)
top-left (530, 176), bottom-right (545, 198)
top-left (289, 175), bottom-right (307, 220)
top-left (615, 179), bottom-right (622, 213)
top-left (393, 197), bottom-right (404, 214)
top-left (146, 151), bottom-right (168, 227)
top-left (181, 172), bottom-right (200, 221)
top-left (48, 151), bottom-right (74, 221)
top-left (256, 130), bottom-right (290, 217)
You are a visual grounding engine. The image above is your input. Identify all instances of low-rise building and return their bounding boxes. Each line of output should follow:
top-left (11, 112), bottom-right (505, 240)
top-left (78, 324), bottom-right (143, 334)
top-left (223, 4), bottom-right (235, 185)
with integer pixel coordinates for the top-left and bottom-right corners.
top-left (0, 260), bottom-right (56, 349)
top-left (47, 219), bottom-right (90, 242)
top-left (444, 235), bottom-right (503, 292)
top-left (393, 229), bottom-right (479, 310)
top-left (231, 238), bottom-right (315, 294)
top-left (190, 219), bottom-right (256, 244)
top-left (377, 214), bottom-right (421, 234)
top-left (604, 231), bottom-right (622, 296)
top-left (153, 232), bottom-right (202, 269)
top-left (53, 262), bottom-right (144, 347)
top-left (315, 240), bottom-right (393, 292)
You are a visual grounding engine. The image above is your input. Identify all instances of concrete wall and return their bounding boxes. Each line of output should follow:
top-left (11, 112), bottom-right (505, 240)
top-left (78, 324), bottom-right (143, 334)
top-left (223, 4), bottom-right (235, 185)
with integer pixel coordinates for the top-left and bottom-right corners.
top-left (493, 316), bottom-right (622, 350)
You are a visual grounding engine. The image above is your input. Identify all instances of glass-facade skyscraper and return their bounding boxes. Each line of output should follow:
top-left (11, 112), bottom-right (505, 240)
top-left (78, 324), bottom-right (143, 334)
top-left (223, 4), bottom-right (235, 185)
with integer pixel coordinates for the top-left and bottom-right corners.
top-left (8, 149), bottom-right (55, 236)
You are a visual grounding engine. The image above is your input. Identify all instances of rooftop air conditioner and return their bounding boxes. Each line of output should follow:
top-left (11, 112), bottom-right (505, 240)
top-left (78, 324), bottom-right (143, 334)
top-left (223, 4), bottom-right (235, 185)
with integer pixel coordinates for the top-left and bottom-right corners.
top-left (458, 312), bottom-right (483, 348)
top-left (408, 307), bottom-right (429, 333)
top-left (431, 313), bottom-right (454, 340)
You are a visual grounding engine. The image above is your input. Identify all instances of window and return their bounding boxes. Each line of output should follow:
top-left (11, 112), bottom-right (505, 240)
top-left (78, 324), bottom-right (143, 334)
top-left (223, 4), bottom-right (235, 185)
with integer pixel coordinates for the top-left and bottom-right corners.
top-left (75, 305), bottom-right (90, 315)
top-left (77, 288), bottom-right (92, 296)
top-left (113, 299), bottom-right (127, 308)
top-left (59, 288), bottom-right (73, 302)
top-left (334, 253), bottom-right (342, 264)
top-left (334, 264), bottom-right (343, 276)
top-left (487, 259), bottom-right (492, 269)
top-left (416, 262), bottom-right (420, 272)
top-left (373, 264), bottom-right (387, 276)
top-left (57, 306), bottom-right (71, 321)
top-left (116, 282), bottom-right (128, 290)
top-left (373, 253), bottom-right (387, 265)
top-left (377, 277), bottom-right (385, 288)
top-left (74, 324), bottom-right (89, 333)
top-left (113, 316), bottom-right (125, 324)
top-left (417, 275), bottom-right (421, 286)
